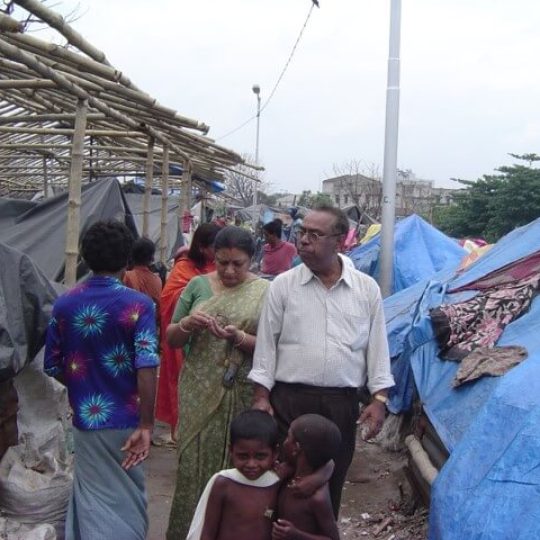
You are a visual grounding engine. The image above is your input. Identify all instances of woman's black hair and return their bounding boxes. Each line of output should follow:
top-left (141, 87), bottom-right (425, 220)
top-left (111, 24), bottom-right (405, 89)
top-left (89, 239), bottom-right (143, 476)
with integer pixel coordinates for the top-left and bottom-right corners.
top-left (188, 223), bottom-right (221, 268)
top-left (262, 219), bottom-right (282, 238)
top-left (214, 226), bottom-right (255, 258)
top-left (131, 237), bottom-right (156, 266)
top-left (81, 220), bottom-right (134, 273)
top-left (291, 414), bottom-right (342, 470)
top-left (230, 410), bottom-right (279, 448)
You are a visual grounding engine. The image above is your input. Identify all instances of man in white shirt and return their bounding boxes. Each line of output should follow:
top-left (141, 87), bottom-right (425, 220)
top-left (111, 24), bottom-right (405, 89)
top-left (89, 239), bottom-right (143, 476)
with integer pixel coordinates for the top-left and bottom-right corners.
top-left (249, 206), bottom-right (394, 516)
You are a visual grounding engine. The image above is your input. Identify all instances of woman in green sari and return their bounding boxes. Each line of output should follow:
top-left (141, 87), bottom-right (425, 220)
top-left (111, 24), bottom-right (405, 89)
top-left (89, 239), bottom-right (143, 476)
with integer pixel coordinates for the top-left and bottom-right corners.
top-left (165, 226), bottom-right (269, 539)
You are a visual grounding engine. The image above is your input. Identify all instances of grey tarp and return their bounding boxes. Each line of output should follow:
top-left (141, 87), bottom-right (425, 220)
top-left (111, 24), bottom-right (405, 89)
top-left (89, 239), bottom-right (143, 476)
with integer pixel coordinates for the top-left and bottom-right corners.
top-left (124, 193), bottom-right (184, 260)
top-left (0, 242), bottom-right (57, 381)
top-left (0, 180), bottom-right (133, 282)
top-left (0, 180), bottom-right (183, 282)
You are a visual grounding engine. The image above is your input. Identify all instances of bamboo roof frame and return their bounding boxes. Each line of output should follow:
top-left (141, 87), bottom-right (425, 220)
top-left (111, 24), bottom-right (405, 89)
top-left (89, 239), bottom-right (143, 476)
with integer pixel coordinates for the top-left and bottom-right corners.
top-left (0, 0), bottom-right (260, 199)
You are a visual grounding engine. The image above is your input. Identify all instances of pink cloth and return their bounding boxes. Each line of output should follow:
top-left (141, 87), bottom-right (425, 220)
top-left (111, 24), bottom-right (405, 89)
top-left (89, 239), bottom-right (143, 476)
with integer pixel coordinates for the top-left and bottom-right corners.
top-left (261, 241), bottom-right (297, 275)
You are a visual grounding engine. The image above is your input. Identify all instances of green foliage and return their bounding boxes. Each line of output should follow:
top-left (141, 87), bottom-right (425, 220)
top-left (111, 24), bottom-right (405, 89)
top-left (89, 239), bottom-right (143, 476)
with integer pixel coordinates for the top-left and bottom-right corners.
top-left (433, 156), bottom-right (540, 242)
top-left (297, 190), bottom-right (333, 208)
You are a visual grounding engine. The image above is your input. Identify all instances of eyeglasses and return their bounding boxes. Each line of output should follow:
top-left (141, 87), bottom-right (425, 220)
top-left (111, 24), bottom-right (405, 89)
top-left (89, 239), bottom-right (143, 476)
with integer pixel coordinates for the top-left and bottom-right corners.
top-left (297, 227), bottom-right (342, 243)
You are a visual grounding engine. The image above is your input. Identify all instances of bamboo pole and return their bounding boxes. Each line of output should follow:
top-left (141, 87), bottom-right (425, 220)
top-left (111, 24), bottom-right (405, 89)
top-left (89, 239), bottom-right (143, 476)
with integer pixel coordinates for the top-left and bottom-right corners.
top-left (0, 13), bottom-right (22, 32)
top-left (0, 126), bottom-right (144, 137)
top-left (0, 113), bottom-right (107, 124)
top-left (180, 159), bottom-right (193, 219)
top-left (160, 146), bottom-right (169, 264)
top-left (15, 0), bottom-right (114, 66)
top-left (42, 155), bottom-right (49, 196)
top-left (142, 137), bottom-right (154, 236)
top-left (64, 98), bottom-right (87, 286)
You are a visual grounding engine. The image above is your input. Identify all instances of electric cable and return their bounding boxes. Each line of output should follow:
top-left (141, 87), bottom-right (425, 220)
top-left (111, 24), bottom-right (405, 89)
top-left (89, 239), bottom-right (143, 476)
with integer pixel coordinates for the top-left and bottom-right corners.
top-left (216, 1), bottom-right (318, 141)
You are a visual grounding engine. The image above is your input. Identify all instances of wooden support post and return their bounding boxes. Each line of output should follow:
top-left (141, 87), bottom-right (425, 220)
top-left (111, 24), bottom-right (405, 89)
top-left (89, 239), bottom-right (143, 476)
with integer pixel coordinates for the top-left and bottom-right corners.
top-left (160, 146), bottom-right (169, 264)
top-left (64, 98), bottom-right (88, 286)
top-left (179, 158), bottom-right (193, 232)
top-left (142, 137), bottom-right (154, 236)
top-left (42, 155), bottom-right (48, 196)
top-left (200, 188), bottom-right (206, 224)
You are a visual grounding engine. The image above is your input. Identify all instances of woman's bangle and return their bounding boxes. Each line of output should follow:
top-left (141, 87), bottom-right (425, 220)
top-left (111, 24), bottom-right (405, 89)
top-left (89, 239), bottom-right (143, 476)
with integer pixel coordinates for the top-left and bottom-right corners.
top-left (233, 330), bottom-right (246, 348)
top-left (178, 318), bottom-right (192, 334)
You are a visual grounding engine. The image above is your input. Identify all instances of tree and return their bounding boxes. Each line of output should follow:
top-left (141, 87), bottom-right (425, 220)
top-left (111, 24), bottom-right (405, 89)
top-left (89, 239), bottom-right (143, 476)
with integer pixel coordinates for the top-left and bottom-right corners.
top-left (433, 155), bottom-right (540, 242)
top-left (297, 190), bottom-right (333, 208)
top-left (223, 154), bottom-right (270, 207)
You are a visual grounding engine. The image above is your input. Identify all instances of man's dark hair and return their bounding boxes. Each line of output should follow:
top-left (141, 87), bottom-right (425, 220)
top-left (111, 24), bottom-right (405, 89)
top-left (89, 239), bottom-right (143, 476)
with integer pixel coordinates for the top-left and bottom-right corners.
top-left (262, 219), bottom-right (282, 238)
top-left (230, 409), bottom-right (279, 448)
top-left (131, 237), bottom-right (156, 266)
top-left (214, 226), bottom-right (255, 258)
top-left (81, 221), bottom-right (134, 273)
top-left (313, 205), bottom-right (349, 236)
top-left (292, 414), bottom-right (341, 470)
top-left (188, 223), bottom-right (221, 268)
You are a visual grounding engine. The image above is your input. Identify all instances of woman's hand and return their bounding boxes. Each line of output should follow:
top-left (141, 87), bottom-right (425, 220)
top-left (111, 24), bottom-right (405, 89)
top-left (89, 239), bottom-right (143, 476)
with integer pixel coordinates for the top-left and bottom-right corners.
top-left (207, 319), bottom-right (239, 342)
top-left (184, 311), bottom-right (213, 332)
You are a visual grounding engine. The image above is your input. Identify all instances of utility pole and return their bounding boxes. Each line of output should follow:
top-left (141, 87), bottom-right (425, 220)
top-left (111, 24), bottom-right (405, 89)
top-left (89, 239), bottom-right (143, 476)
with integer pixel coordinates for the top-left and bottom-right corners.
top-left (379, 0), bottom-right (402, 298)
top-left (252, 84), bottom-right (261, 229)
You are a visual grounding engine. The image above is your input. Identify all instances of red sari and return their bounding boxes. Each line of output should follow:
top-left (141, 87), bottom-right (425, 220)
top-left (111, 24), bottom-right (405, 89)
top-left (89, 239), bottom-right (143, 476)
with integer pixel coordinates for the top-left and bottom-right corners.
top-left (155, 257), bottom-right (215, 429)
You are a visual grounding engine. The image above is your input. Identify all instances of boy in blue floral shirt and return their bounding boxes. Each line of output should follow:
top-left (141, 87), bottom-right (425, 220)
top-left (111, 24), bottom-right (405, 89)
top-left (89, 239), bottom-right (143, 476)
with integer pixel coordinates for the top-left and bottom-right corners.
top-left (45, 221), bottom-right (159, 540)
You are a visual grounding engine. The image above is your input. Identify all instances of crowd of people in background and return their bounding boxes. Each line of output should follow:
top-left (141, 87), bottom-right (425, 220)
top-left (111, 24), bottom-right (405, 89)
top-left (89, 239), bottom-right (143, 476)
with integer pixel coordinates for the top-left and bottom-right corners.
top-left (43, 204), bottom-right (393, 540)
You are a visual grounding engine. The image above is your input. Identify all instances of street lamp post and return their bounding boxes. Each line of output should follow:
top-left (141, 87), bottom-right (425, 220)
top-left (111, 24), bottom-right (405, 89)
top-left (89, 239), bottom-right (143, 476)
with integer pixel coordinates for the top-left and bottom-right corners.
top-left (252, 84), bottom-right (261, 228)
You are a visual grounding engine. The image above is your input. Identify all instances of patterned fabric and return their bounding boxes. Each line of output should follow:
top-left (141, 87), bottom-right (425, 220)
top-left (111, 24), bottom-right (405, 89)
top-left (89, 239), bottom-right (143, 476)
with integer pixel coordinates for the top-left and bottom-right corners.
top-left (155, 257), bottom-right (214, 428)
top-left (45, 275), bottom-right (159, 431)
top-left (166, 275), bottom-right (269, 540)
top-left (431, 274), bottom-right (540, 361)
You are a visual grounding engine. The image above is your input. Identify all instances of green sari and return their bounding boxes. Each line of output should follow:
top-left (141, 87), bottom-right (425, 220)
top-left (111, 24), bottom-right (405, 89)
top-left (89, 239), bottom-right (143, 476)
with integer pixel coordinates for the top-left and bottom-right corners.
top-left (166, 275), bottom-right (269, 539)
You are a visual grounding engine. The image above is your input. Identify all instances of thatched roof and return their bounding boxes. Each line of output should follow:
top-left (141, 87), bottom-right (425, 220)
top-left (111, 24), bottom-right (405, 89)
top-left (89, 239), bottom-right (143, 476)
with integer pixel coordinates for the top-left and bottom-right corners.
top-left (0, 0), bottom-right (253, 199)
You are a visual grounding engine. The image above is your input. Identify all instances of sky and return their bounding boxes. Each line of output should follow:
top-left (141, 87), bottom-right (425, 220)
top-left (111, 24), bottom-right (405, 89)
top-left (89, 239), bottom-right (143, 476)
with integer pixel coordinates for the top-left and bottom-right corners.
top-left (23, 0), bottom-right (540, 193)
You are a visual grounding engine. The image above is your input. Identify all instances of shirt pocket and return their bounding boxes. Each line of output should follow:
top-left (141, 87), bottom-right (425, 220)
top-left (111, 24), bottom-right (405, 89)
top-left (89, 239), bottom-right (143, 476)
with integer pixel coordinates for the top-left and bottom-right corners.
top-left (335, 311), bottom-right (369, 351)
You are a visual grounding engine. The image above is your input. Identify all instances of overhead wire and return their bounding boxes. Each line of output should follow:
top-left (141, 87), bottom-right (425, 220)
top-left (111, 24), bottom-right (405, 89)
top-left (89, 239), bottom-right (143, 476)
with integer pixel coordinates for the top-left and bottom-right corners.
top-left (216, 2), bottom-right (317, 141)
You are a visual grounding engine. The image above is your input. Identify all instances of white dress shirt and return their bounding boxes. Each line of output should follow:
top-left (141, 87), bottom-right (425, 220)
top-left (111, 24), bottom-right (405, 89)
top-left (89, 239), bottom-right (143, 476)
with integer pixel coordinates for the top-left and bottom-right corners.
top-left (249, 255), bottom-right (395, 394)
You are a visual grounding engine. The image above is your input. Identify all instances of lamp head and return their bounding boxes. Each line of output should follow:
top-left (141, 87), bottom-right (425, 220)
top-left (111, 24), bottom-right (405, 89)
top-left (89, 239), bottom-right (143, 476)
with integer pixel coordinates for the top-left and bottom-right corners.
top-left (252, 84), bottom-right (260, 96)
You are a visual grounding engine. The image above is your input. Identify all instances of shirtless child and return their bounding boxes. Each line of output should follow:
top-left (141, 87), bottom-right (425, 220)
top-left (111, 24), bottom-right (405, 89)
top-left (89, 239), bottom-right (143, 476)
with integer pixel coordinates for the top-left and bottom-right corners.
top-left (188, 409), bottom-right (280, 540)
top-left (272, 414), bottom-right (341, 540)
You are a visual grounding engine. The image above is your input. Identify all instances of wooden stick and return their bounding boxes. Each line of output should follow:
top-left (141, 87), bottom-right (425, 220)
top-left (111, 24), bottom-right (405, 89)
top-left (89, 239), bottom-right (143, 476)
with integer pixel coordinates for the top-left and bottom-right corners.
top-left (0, 13), bottom-right (23, 32)
top-left (142, 137), bottom-right (154, 236)
top-left (0, 126), bottom-right (144, 137)
top-left (15, 0), bottom-right (113, 66)
top-left (64, 98), bottom-right (87, 287)
top-left (160, 146), bottom-right (169, 264)
top-left (0, 113), bottom-right (107, 124)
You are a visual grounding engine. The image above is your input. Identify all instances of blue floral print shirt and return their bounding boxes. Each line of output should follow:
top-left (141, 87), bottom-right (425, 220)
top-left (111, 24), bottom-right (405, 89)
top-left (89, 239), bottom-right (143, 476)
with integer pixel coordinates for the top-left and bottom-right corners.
top-left (45, 275), bottom-right (160, 431)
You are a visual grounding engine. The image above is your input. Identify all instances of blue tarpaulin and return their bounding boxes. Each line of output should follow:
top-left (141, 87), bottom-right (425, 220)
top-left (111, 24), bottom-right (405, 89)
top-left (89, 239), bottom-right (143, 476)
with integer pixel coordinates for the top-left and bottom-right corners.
top-left (348, 214), bottom-right (466, 294)
top-left (383, 217), bottom-right (540, 539)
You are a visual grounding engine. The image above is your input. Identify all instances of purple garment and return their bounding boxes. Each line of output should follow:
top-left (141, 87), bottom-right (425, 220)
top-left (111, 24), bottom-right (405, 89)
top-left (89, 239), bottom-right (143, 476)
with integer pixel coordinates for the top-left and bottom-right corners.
top-left (44, 275), bottom-right (159, 431)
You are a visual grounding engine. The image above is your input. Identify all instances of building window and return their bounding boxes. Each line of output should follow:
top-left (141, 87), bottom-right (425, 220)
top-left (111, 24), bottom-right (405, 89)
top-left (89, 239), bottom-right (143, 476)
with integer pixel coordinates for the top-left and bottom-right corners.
top-left (335, 195), bottom-right (340, 205)
top-left (344, 194), bottom-right (349, 204)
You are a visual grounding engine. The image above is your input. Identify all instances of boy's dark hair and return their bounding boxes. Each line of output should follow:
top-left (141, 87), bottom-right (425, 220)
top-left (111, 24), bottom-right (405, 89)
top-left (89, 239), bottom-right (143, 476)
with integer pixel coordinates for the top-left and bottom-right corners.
top-left (230, 409), bottom-right (279, 448)
top-left (131, 237), bottom-right (156, 266)
top-left (188, 223), bottom-right (221, 268)
top-left (262, 219), bottom-right (283, 238)
top-left (312, 205), bottom-right (349, 236)
top-left (81, 220), bottom-right (133, 273)
top-left (214, 226), bottom-right (255, 259)
top-left (292, 414), bottom-right (342, 470)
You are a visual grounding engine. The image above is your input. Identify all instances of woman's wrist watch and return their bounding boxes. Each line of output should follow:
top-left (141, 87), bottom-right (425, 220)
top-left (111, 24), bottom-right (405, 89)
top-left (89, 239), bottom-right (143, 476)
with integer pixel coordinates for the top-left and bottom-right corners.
top-left (373, 393), bottom-right (389, 406)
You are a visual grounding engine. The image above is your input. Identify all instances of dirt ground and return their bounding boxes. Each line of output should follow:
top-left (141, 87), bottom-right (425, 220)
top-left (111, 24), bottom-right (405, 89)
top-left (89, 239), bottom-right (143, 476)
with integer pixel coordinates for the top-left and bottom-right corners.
top-left (145, 424), bottom-right (428, 540)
